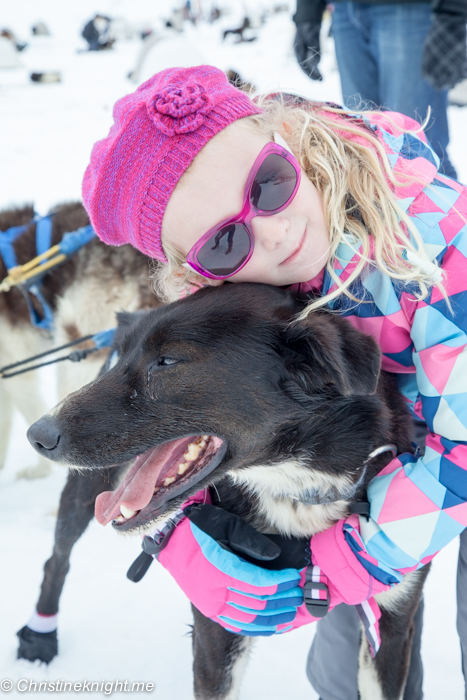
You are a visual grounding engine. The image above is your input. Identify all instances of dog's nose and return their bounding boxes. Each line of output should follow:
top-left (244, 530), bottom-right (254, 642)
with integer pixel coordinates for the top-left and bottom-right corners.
top-left (27, 416), bottom-right (61, 454)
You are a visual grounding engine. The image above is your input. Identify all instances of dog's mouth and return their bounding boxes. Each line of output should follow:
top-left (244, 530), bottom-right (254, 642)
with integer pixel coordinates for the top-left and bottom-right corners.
top-left (95, 435), bottom-right (226, 532)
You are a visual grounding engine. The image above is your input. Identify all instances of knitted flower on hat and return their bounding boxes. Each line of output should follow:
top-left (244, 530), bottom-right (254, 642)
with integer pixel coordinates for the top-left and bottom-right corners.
top-left (82, 65), bottom-right (261, 262)
top-left (147, 83), bottom-right (213, 135)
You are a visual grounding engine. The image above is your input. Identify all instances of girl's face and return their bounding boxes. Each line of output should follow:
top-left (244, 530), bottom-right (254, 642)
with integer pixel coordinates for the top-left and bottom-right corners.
top-left (162, 121), bottom-right (330, 287)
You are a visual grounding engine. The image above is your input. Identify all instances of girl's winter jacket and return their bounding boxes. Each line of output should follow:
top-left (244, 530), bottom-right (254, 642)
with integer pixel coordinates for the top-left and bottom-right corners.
top-left (155, 106), bottom-right (467, 645)
top-left (294, 108), bottom-right (467, 606)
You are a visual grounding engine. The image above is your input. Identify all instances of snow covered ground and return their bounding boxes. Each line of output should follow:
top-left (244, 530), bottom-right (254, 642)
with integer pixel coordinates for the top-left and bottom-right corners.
top-left (0, 1), bottom-right (466, 698)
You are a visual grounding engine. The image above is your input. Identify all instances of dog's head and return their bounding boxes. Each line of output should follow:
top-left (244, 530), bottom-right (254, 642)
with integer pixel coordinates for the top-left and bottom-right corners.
top-left (28, 283), bottom-right (388, 533)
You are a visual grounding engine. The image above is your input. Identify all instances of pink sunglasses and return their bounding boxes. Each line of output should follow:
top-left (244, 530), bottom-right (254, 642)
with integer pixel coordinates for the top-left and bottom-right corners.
top-left (184, 134), bottom-right (301, 280)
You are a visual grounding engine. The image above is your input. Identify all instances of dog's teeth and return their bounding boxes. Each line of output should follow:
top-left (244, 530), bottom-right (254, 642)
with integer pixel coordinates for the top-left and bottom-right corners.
top-left (153, 487), bottom-right (160, 493)
top-left (120, 504), bottom-right (136, 519)
top-left (163, 476), bottom-right (176, 486)
top-left (202, 435), bottom-right (209, 440)
top-left (178, 462), bottom-right (189, 475)
top-left (184, 443), bottom-right (201, 461)
top-left (199, 439), bottom-right (206, 448)
top-left (114, 514), bottom-right (125, 522)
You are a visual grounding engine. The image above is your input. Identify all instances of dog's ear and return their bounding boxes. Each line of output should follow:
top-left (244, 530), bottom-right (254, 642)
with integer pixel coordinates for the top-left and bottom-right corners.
top-left (116, 310), bottom-right (145, 329)
top-left (99, 311), bottom-right (147, 377)
top-left (114, 310), bottom-right (151, 344)
top-left (282, 312), bottom-right (381, 397)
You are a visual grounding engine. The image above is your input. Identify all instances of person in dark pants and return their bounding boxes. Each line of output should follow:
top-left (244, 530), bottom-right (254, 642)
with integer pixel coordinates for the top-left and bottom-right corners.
top-left (329, 0), bottom-right (467, 178)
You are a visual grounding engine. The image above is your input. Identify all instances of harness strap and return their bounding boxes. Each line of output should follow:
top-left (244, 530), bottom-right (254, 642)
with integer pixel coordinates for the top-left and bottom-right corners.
top-left (0, 214), bottom-right (54, 329)
top-left (21, 283), bottom-right (55, 331)
top-left (35, 215), bottom-right (53, 257)
top-left (0, 215), bottom-right (54, 272)
top-left (1, 217), bottom-right (96, 331)
top-left (59, 225), bottom-right (95, 256)
top-left (26, 215), bottom-right (54, 330)
top-left (0, 223), bottom-right (30, 270)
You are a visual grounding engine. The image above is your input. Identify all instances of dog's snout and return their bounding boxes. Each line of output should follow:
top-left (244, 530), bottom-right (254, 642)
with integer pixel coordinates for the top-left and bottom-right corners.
top-left (27, 417), bottom-right (61, 455)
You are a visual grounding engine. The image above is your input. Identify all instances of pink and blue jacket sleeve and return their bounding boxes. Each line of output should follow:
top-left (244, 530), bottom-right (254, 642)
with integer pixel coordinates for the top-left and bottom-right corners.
top-left (310, 110), bottom-right (467, 599)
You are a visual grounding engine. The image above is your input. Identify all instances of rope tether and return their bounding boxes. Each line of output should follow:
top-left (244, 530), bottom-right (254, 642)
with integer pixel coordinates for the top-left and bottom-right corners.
top-left (0, 328), bottom-right (115, 379)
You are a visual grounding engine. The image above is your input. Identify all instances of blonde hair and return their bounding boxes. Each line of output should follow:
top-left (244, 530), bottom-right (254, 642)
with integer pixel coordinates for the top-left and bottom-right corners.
top-left (152, 94), bottom-right (450, 313)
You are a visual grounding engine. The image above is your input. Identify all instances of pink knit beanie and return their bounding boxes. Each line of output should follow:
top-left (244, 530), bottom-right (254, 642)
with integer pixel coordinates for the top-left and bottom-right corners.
top-left (82, 65), bottom-right (262, 262)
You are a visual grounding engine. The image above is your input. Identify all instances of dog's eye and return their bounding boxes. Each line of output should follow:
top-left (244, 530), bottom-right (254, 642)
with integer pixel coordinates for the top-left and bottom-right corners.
top-left (156, 357), bottom-right (179, 367)
top-left (147, 357), bottom-right (180, 383)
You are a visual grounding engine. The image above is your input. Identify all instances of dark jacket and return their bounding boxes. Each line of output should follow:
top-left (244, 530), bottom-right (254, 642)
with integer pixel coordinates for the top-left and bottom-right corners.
top-left (82, 20), bottom-right (99, 44)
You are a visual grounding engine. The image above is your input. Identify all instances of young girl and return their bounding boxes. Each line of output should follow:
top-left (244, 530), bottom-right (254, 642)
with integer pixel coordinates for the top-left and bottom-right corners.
top-left (82, 65), bottom-right (467, 699)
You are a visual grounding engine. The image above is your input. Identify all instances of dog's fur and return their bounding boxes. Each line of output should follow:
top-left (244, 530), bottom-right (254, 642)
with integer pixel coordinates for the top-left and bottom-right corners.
top-left (28, 283), bottom-right (428, 699)
top-left (0, 202), bottom-right (159, 478)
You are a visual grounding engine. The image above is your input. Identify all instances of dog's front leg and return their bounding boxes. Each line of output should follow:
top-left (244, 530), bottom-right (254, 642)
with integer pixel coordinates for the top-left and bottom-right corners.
top-left (192, 606), bottom-right (253, 700)
top-left (17, 467), bottom-right (125, 663)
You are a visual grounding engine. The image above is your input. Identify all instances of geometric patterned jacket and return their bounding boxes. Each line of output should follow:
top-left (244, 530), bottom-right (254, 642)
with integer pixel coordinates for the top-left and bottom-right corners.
top-left (293, 109), bottom-right (467, 604)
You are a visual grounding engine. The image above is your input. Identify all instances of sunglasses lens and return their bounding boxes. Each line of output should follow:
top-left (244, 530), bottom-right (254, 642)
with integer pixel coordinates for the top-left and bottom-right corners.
top-left (197, 223), bottom-right (251, 277)
top-left (250, 153), bottom-right (298, 212)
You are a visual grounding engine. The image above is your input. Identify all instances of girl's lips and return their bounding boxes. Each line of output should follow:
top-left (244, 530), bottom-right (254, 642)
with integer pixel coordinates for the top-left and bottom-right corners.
top-left (280, 226), bottom-right (306, 266)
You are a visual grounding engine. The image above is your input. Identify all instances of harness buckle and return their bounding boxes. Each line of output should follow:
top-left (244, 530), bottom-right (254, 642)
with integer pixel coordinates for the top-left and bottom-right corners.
top-left (303, 580), bottom-right (329, 618)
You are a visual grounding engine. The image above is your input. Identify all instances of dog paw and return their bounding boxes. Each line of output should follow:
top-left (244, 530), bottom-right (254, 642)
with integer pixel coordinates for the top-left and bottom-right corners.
top-left (17, 626), bottom-right (58, 664)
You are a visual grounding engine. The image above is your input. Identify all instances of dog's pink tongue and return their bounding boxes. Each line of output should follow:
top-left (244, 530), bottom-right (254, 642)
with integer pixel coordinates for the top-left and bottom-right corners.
top-left (95, 440), bottom-right (188, 526)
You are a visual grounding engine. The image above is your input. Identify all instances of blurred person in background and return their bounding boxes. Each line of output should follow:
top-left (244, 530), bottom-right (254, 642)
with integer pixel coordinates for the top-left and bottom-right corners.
top-left (330, 0), bottom-right (467, 179)
top-left (293, 0), bottom-right (327, 81)
top-left (81, 14), bottom-right (114, 51)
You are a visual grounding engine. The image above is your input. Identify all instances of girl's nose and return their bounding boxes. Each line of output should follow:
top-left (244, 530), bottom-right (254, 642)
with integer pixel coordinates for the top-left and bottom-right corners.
top-left (251, 214), bottom-right (289, 251)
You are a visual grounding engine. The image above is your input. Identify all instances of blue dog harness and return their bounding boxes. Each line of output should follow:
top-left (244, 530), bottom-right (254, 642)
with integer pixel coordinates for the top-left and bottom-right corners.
top-left (0, 214), bottom-right (96, 331)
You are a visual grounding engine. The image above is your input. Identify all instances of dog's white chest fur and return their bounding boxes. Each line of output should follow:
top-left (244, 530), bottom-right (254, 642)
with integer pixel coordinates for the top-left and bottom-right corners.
top-left (227, 460), bottom-right (353, 537)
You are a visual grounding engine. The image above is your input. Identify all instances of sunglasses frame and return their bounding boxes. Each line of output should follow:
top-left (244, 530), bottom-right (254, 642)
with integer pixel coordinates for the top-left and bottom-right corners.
top-left (184, 140), bottom-right (301, 280)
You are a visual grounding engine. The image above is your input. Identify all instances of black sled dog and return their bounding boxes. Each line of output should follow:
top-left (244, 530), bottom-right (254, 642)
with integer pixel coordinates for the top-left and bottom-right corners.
top-left (28, 283), bottom-right (428, 700)
top-left (0, 202), bottom-right (158, 478)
